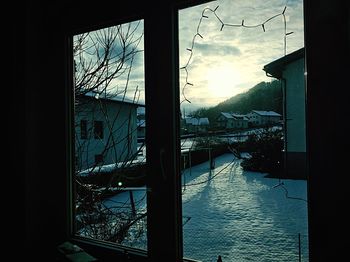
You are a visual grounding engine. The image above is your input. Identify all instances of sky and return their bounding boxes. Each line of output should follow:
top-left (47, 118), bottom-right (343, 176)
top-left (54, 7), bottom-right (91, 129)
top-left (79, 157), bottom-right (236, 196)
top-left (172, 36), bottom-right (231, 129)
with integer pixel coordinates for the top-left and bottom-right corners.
top-left (74, 0), bottom-right (304, 113)
top-left (73, 20), bottom-right (145, 104)
top-left (178, 0), bottom-right (304, 113)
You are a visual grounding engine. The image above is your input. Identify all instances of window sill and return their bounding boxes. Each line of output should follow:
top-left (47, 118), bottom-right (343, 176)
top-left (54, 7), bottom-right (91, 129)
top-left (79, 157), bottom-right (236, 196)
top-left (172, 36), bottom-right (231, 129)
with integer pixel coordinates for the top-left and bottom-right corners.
top-left (70, 236), bottom-right (148, 261)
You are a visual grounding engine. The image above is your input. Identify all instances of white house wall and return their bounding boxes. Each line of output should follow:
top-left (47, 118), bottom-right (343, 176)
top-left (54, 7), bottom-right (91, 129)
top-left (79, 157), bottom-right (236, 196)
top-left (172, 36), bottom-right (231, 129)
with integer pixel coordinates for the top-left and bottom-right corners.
top-left (75, 99), bottom-right (138, 170)
top-left (284, 58), bottom-right (306, 153)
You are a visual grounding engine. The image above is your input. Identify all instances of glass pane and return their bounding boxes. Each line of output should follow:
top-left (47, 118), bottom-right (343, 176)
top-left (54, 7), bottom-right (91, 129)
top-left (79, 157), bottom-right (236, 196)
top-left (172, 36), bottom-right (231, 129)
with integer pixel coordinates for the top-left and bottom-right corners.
top-left (178, 0), bottom-right (308, 261)
top-left (73, 20), bottom-right (147, 250)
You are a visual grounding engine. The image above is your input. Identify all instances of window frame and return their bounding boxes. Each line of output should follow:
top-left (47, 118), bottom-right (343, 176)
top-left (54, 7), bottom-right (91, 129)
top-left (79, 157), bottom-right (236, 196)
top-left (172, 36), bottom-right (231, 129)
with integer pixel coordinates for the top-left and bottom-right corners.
top-left (177, 3), bottom-right (308, 261)
top-left (80, 119), bottom-right (87, 139)
top-left (93, 120), bottom-right (103, 139)
top-left (66, 5), bottom-right (188, 260)
top-left (20, 0), bottom-right (350, 260)
top-left (65, 0), bottom-right (308, 261)
top-left (66, 14), bottom-right (151, 261)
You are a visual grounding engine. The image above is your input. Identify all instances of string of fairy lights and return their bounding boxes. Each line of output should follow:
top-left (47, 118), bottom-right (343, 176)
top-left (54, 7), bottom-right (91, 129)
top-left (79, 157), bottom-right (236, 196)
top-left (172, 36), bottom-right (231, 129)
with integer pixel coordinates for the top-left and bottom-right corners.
top-left (179, 4), bottom-right (307, 203)
top-left (180, 5), bottom-right (293, 105)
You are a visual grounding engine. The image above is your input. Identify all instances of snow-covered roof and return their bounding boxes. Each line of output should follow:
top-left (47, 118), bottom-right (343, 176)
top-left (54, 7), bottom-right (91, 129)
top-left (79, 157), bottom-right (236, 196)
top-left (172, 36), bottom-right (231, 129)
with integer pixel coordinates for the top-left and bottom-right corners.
top-left (77, 157), bottom-right (146, 177)
top-left (198, 118), bottom-right (210, 125)
top-left (83, 91), bottom-right (145, 107)
top-left (220, 112), bottom-right (249, 120)
top-left (184, 117), bottom-right (209, 126)
top-left (220, 112), bottom-right (234, 119)
top-left (252, 110), bottom-right (281, 117)
top-left (232, 113), bottom-right (249, 121)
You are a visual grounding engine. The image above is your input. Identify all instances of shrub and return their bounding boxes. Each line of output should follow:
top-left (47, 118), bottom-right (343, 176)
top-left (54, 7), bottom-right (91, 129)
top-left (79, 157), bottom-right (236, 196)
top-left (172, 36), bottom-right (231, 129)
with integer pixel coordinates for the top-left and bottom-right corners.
top-left (240, 128), bottom-right (284, 176)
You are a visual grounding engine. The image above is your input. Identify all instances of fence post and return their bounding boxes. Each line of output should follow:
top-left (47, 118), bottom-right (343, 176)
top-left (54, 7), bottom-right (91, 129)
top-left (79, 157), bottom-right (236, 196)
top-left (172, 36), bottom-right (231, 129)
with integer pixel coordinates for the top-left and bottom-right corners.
top-left (129, 190), bottom-right (136, 218)
top-left (298, 233), bottom-right (301, 262)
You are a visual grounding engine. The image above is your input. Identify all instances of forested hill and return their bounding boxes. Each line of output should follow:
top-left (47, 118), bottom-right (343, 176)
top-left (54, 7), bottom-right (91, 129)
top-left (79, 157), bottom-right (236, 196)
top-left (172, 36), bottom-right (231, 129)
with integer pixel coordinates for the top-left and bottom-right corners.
top-left (191, 80), bottom-right (282, 123)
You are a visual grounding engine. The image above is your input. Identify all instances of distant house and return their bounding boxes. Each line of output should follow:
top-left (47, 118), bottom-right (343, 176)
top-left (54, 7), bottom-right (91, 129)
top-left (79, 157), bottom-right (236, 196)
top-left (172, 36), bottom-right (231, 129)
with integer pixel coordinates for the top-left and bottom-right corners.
top-left (231, 113), bottom-right (249, 129)
top-left (263, 47), bottom-right (306, 178)
top-left (246, 110), bottom-right (281, 127)
top-left (183, 117), bottom-right (210, 133)
top-left (216, 112), bottom-right (235, 129)
top-left (137, 109), bottom-right (146, 140)
top-left (75, 92), bottom-right (144, 170)
top-left (215, 112), bottom-right (249, 130)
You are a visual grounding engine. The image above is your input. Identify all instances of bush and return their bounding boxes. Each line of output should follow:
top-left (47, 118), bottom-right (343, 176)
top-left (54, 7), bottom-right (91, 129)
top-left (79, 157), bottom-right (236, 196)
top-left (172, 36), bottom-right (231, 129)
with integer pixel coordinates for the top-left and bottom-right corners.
top-left (240, 128), bottom-right (284, 176)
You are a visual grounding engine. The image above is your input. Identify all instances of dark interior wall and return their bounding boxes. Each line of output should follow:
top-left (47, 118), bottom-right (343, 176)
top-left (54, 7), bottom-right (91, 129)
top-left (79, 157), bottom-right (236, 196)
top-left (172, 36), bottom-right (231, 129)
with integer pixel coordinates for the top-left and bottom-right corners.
top-left (16, 0), bottom-right (349, 261)
top-left (304, 1), bottom-right (349, 261)
top-left (22, 1), bottom-right (68, 259)
top-left (286, 152), bottom-right (307, 179)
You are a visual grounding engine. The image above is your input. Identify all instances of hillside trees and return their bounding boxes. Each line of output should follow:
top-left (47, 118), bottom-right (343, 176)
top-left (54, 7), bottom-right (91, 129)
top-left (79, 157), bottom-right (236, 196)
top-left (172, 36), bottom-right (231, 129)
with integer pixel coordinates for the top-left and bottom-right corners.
top-left (190, 80), bottom-right (282, 122)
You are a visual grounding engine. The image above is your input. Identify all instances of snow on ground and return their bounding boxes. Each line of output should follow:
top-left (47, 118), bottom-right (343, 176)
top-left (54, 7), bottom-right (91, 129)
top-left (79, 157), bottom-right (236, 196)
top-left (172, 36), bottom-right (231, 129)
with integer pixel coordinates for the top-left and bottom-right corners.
top-left (77, 155), bottom-right (146, 177)
top-left (102, 187), bottom-right (148, 249)
top-left (181, 153), bottom-right (308, 262)
top-left (97, 151), bottom-right (308, 261)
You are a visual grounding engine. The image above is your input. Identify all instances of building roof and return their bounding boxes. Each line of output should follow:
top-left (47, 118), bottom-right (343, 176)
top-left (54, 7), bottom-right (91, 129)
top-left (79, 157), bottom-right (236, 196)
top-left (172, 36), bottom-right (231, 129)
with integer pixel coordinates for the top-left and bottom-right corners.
top-left (82, 91), bottom-right (145, 107)
top-left (252, 110), bottom-right (281, 117)
top-left (219, 112), bottom-right (249, 121)
top-left (184, 117), bottom-right (209, 126)
top-left (232, 113), bottom-right (249, 121)
top-left (220, 112), bottom-right (234, 119)
top-left (263, 47), bottom-right (305, 79)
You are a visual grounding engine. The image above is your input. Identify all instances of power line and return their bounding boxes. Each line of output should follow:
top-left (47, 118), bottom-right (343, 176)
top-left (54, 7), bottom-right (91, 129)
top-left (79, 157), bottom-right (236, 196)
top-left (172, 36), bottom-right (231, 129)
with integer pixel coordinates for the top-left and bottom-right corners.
top-left (273, 181), bottom-right (308, 203)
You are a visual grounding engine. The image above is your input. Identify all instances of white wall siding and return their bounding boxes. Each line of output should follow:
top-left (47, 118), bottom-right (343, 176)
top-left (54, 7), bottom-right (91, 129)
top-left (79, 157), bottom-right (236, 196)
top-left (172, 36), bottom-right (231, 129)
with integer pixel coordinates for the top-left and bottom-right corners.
top-left (284, 58), bottom-right (306, 153)
top-left (75, 98), bottom-right (138, 170)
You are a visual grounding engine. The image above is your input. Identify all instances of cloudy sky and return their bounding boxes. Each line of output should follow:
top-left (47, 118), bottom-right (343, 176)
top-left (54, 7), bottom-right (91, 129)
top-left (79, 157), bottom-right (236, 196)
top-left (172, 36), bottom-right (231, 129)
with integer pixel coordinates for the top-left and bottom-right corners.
top-left (178, 0), bottom-right (304, 112)
top-left (74, 0), bottom-right (304, 113)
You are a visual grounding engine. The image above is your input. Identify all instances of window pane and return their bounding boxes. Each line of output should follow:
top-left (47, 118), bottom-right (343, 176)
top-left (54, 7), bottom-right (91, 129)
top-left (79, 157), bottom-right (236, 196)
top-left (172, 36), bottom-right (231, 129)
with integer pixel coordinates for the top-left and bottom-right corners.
top-left (73, 19), bottom-right (147, 250)
top-left (178, 0), bottom-right (308, 261)
top-left (93, 120), bottom-right (103, 139)
top-left (80, 120), bottom-right (87, 139)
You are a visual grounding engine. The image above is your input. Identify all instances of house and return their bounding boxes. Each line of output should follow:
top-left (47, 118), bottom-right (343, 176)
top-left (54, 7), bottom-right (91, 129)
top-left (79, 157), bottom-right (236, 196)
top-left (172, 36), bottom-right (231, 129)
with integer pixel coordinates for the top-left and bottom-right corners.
top-left (183, 117), bottom-right (209, 133)
top-left (137, 119), bottom-right (146, 140)
top-left (231, 113), bottom-right (249, 129)
top-left (216, 112), bottom-right (235, 129)
top-left (246, 110), bottom-right (282, 127)
top-left (216, 112), bottom-right (249, 130)
top-left (137, 108), bottom-right (146, 140)
top-left (263, 48), bottom-right (306, 178)
top-left (75, 92), bottom-right (143, 170)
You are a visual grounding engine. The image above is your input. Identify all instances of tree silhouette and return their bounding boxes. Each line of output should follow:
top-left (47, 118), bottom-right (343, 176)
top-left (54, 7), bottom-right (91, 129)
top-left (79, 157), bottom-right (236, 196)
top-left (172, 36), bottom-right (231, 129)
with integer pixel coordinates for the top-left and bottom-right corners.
top-left (73, 20), bottom-right (147, 248)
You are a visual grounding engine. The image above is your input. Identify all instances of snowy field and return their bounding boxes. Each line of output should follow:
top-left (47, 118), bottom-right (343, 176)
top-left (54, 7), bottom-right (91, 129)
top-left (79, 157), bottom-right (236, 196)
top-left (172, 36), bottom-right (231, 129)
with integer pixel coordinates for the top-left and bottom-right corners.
top-left (182, 153), bottom-right (308, 262)
top-left (103, 152), bottom-right (309, 261)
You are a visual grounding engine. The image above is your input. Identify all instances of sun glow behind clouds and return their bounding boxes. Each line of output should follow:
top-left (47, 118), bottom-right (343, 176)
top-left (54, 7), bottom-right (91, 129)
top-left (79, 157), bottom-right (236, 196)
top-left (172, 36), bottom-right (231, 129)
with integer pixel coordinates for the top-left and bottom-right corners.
top-left (178, 0), bottom-right (304, 112)
top-left (206, 62), bottom-right (247, 99)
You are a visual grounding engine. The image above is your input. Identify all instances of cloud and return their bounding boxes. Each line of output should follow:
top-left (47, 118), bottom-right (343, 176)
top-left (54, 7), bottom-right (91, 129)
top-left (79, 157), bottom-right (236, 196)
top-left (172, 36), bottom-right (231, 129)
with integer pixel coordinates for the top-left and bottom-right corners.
top-left (178, 0), bottom-right (304, 110)
top-left (76, 0), bottom-right (304, 112)
top-left (194, 42), bottom-right (241, 57)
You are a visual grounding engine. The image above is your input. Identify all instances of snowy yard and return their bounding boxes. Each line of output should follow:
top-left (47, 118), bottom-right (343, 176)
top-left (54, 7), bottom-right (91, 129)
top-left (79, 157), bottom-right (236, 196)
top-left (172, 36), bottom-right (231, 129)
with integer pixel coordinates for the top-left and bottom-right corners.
top-left (181, 153), bottom-right (308, 261)
top-left (93, 152), bottom-right (308, 261)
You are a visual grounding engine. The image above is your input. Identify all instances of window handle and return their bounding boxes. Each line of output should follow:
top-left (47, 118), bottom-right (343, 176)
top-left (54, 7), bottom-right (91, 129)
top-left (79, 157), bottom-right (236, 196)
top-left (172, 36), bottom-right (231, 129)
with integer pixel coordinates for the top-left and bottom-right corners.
top-left (159, 148), bottom-right (167, 181)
